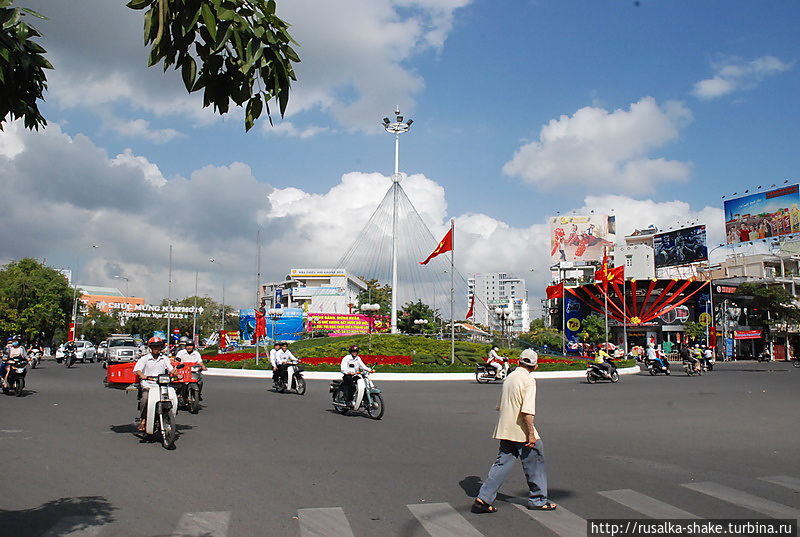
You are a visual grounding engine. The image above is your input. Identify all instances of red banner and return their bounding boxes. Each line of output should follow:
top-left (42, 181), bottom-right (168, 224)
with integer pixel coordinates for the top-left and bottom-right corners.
top-left (734, 330), bottom-right (762, 340)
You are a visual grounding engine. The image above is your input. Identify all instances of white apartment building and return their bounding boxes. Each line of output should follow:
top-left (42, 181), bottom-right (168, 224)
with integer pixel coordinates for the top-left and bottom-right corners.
top-left (613, 244), bottom-right (656, 280)
top-left (261, 269), bottom-right (367, 313)
top-left (467, 272), bottom-right (530, 334)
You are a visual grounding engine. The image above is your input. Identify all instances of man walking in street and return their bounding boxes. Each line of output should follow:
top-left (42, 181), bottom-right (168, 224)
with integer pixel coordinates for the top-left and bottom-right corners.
top-left (472, 349), bottom-right (557, 513)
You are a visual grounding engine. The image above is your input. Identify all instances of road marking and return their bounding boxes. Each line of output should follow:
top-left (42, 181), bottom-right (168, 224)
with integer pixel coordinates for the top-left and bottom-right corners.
top-left (42, 516), bottom-right (104, 537)
top-left (407, 503), bottom-right (484, 537)
top-left (682, 482), bottom-right (800, 519)
top-left (513, 503), bottom-right (585, 537)
top-left (759, 475), bottom-right (800, 492)
top-left (298, 507), bottom-right (356, 537)
top-left (599, 489), bottom-right (699, 519)
top-left (172, 511), bottom-right (231, 537)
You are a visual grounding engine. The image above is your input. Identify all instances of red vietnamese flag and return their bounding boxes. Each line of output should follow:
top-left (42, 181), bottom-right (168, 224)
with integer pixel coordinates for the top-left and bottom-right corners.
top-left (546, 282), bottom-right (564, 299)
top-left (420, 228), bottom-right (453, 265)
top-left (465, 294), bottom-right (475, 319)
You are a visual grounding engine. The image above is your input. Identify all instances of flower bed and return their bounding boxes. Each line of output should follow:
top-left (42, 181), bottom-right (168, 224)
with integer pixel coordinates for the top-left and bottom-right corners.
top-left (203, 352), bottom-right (412, 366)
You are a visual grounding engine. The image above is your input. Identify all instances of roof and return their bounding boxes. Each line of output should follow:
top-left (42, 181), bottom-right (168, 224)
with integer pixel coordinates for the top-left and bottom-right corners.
top-left (75, 285), bottom-right (125, 297)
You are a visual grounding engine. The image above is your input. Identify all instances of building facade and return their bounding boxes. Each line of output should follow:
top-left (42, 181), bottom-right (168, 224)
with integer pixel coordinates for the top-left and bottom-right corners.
top-left (467, 272), bottom-right (530, 334)
top-left (261, 269), bottom-right (367, 314)
top-left (613, 244), bottom-right (655, 280)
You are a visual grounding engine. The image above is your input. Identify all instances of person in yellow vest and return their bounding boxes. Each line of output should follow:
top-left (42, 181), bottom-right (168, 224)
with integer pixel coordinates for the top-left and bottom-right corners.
top-left (594, 348), bottom-right (613, 378)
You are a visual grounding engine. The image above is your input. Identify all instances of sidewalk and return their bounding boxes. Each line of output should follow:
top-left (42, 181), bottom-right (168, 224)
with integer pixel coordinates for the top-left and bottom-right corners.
top-left (203, 365), bottom-right (641, 381)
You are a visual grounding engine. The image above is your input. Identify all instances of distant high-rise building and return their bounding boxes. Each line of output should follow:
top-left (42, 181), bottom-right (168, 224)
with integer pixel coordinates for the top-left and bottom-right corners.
top-left (467, 272), bottom-right (529, 334)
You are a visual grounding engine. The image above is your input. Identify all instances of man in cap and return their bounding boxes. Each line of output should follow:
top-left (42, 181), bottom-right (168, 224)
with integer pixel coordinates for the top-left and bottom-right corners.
top-left (472, 348), bottom-right (557, 513)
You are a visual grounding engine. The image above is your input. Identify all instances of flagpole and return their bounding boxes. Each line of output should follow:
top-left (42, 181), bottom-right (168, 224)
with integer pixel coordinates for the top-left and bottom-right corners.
top-left (623, 278), bottom-right (628, 355)
top-left (603, 247), bottom-right (609, 349)
top-left (450, 219), bottom-right (455, 365)
top-left (561, 292), bottom-right (566, 356)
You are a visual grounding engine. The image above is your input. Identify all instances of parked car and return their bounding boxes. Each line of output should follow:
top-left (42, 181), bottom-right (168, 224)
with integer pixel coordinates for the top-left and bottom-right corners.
top-left (55, 340), bottom-right (97, 363)
top-left (104, 336), bottom-right (140, 366)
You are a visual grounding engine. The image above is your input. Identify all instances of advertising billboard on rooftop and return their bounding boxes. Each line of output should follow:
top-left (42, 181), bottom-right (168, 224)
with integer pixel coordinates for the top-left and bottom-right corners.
top-left (550, 214), bottom-right (615, 264)
top-left (724, 185), bottom-right (800, 244)
top-left (653, 225), bottom-right (708, 268)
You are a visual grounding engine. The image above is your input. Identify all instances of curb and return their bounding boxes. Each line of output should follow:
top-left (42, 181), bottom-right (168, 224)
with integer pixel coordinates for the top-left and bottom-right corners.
top-left (202, 365), bottom-right (641, 381)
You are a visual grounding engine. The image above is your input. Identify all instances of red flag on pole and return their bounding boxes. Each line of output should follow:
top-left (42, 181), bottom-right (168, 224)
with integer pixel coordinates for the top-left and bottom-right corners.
top-left (420, 228), bottom-right (454, 265)
top-left (546, 282), bottom-right (564, 299)
top-left (466, 294), bottom-right (475, 319)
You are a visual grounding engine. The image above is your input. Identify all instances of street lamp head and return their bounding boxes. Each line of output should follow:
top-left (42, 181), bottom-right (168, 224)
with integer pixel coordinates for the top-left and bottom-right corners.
top-left (382, 117), bottom-right (390, 125)
top-left (209, 258), bottom-right (215, 263)
top-left (406, 119), bottom-right (413, 126)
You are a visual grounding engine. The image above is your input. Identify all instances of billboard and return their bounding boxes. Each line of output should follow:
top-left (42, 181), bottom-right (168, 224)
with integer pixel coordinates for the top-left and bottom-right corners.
top-left (550, 215), bottom-right (615, 264)
top-left (724, 184), bottom-right (800, 244)
top-left (653, 225), bottom-right (708, 268)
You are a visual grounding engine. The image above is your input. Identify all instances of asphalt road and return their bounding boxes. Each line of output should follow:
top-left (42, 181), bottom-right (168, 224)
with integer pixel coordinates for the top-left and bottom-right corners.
top-left (0, 360), bottom-right (798, 537)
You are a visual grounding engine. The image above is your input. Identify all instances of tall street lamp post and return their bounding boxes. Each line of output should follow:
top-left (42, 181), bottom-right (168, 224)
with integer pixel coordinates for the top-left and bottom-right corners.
top-left (381, 107), bottom-right (413, 335)
top-left (494, 306), bottom-right (515, 347)
top-left (70, 244), bottom-right (99, 342)
top-left (209, 258), bottom-right (225, 336)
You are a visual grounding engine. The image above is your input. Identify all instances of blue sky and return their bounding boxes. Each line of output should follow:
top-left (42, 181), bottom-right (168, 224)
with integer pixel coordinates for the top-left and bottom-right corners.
top-left (1, 0), bottom-right (798, 305)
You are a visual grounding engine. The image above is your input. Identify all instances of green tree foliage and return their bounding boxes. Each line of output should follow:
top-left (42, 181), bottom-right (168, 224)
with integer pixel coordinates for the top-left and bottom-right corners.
top-left (355, 278), bottom-right (392, 316)
top-left (736, 282), bottom-right (800, 326)
top-left (578, 314), bottom-right (610, 345)
top-left (397, 299), bottom-right (437, 334)
top-left (81, 305), bottom-right (123, 344)
top-left (0, 3), bottom-right (51, 130)
top-left (517, 317), bottom-right (563, 350)
top-left (683, 321), bottom-right (706, 343)
top-left (0, 258), bottom-right (72, 342)
top-left (1, 0), bottom-right (299, 132)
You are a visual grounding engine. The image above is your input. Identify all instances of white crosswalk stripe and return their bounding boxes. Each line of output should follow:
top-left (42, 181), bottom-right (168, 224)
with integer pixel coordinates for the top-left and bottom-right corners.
top-left (759, 475), bottom-right (800, 492)
top-left (41, 516), bottom-right (104, 537)
top-left (407, 503), bottom-right (485, 537)
top-left (599, 489), bottom-right (699, 519)
top-left (682, 482), bottom-right (800, 519)
top-left (298, 507), bottom-right (356, 537)
top-left (513, 503), bottom-right (585, 537)
top-left (171, 511), bottom-right (231, 537)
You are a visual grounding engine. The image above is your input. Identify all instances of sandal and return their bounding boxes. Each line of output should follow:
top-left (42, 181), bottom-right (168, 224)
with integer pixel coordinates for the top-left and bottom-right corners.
top-left (528, 502), bottom-right (558, 511)
top-left (471, 499), bottom-right (498, 514)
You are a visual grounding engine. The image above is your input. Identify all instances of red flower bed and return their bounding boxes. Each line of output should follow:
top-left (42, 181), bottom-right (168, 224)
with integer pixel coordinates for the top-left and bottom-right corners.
top-left (204, 352), bottom-right (254, 362)
top-left (300, 355), bottom-right (412, 366)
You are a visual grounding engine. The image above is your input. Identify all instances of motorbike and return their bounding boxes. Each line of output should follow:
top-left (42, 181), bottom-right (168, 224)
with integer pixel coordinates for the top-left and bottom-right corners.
top-left (274, 360), bottom-right (307, 395)
top-left (644, 356), bottom-right (670, 376)
top-left (683, 358), bottom-right (702, 376)
top-left (793, 358), bottom-right (800, 368)
top-left (330, 369), bottom-right (384, 419)
top-left (701, 355), bottom-right (715, 371)
top-left (475, 359), bottom-right (508, 383)
top-left (173, 364), bottom-right (203, 414)
top-left (28, 349), bottom-right (42, 369)
top-left (2, 357), bottom-right (27, 396)
top-left (757, 350), bottom-right (771, 363)
top-left (62, 348), bottom-right (77, 368)
top-left (586, 359), bottom-right (619, 383)
top-left (136, 364), bottom-right (184, 449)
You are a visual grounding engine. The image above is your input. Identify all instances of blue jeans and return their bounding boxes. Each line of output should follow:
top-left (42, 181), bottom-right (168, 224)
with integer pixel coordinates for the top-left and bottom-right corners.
top-left (478, 439), bottom-right (549, 507)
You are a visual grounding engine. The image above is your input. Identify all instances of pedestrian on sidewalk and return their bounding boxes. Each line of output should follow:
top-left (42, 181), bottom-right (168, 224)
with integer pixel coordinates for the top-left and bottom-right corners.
top-left (471, 349), bottom-right (557, 513)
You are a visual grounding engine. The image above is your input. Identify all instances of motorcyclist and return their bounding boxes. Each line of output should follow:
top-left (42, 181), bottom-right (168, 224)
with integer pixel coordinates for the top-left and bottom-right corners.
top-left (703, 345), bottom-right (714, 368)
top-left (679, 344), bottom-right (700, 373)
top-left (2, 336), bottom-right (27, 388)
top-left (340, 345), bottom-right (373, 408)
top-left (274, 342), bottom-right (297, 388)
top-left (133, 337), bottom-right (175, 432)
top-left (175, 340), bottom-right (206, 399)
top-left (594, 347), bottom-right (613, 378)
top-left (269, 342), bottom-right (281, 387)
top-left (487, 346), bottom-right (508, 379)
top-left (646, 343), bottom-right (669, 372)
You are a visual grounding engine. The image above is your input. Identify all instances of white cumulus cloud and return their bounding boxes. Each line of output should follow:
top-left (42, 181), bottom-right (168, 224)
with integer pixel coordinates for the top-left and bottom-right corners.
top-left (693, 55), bottom-right (793, 100)
top-left (502, 97), bottom-right (693, 194)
